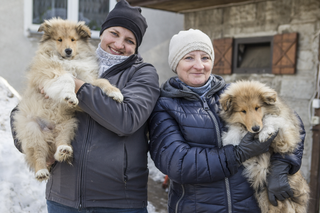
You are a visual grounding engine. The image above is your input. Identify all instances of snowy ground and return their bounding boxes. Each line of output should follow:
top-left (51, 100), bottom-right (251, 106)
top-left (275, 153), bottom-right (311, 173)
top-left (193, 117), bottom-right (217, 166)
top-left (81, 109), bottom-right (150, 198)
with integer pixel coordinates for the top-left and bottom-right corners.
top-left (0, 77), bottom-right (166, 213)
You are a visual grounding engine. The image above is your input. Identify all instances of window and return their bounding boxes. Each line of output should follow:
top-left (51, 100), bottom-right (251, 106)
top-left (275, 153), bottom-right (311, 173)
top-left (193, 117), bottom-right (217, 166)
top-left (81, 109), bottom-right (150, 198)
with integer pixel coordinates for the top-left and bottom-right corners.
top-left (232, 36), bottom-right (273, 74)
top-left (24, 0), bottom-right (116, 39)
top-left (212, 33), bottom-right (298, 75)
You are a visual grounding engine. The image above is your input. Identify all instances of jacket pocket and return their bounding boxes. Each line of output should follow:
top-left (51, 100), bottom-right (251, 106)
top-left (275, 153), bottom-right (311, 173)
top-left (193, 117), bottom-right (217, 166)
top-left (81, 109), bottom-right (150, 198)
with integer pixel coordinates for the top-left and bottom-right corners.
top-left (123, 144), bottom-right (128, 188)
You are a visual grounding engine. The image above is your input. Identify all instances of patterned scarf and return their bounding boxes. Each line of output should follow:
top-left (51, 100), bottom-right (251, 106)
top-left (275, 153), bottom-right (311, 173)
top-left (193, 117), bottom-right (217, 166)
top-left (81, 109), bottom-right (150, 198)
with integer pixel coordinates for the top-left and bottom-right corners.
top-left (96, 43), bottom-right (129, 77)
top-left (176, 75), bottom-right (213, 97)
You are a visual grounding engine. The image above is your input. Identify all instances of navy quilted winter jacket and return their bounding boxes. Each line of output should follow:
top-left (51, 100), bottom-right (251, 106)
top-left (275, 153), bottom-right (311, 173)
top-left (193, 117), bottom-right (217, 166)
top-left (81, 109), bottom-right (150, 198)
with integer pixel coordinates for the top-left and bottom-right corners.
top-left (148, 75), bottom-right (305, 213)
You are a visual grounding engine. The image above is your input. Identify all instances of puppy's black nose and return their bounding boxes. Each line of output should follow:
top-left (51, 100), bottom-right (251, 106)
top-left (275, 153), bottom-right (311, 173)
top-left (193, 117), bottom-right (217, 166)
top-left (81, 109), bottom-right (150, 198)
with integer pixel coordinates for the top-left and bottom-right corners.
top-left (251, 126), bottom-right (260, 132)
top-left (65, 48), bottom-right (72, 55)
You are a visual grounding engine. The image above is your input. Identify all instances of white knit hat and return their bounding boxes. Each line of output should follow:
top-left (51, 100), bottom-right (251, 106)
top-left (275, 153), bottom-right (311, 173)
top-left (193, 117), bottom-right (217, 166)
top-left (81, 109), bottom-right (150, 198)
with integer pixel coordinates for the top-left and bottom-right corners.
top-left (168, 29), bottom-right (214, 73)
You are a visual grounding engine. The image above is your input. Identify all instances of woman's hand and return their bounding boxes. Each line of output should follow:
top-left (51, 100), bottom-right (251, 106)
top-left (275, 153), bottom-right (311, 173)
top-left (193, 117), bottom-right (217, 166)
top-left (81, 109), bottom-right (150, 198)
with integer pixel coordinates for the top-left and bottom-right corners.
top-left (46, 156), bottom-right (55, 167)
top-left (234, 131), bottom-right (278, 165)
top-left (267, 160), bottom-right (293, 206)
top-left (74, 78), bottom-right (85, 93)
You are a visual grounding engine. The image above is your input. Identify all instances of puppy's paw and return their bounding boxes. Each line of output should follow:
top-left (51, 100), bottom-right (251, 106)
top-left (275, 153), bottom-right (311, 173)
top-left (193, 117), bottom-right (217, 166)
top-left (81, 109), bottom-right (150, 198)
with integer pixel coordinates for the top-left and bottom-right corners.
top-left (109, 91), bottom-right (123, 103)
top-left (259, 126), bottom-right (277, 142)
top-left (103, 86), bottom-right (123, 103)
top-left (63, 93), bottom-right (78, 107)
top-left (54, 145), bottom-right (73, 162)
top-left (35, 169), bottom-right (50, 181)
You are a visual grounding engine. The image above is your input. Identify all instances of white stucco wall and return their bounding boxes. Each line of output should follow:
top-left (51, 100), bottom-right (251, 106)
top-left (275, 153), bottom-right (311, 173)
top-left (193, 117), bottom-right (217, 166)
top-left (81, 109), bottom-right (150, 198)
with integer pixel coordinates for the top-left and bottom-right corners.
top-left (140, 8), bottom-right (184, 85)
top-left (0, 0), bottom-right (37, 93)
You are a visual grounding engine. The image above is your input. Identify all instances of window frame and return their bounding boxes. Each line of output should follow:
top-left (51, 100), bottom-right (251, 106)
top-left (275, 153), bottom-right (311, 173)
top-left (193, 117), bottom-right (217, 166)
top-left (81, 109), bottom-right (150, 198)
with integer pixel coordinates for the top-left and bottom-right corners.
top-left (232, 36), bottom-right (274, 74)
top-left (24, 0), bottom-right (116, 39)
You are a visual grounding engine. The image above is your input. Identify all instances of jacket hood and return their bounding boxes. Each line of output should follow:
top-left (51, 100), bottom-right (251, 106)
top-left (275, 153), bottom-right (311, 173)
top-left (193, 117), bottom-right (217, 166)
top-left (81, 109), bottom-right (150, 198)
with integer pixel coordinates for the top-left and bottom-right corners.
top-left (160, 74), bottom-right (226, 100)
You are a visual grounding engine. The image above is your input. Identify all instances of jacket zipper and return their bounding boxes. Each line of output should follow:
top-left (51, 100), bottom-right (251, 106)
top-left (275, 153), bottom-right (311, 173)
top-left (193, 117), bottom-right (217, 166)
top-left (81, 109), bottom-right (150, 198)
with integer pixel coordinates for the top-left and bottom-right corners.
top-left (175, 184), bottom-right (185, 213)
top-left (78, 116), bottom-right (93, 210)
top-left (225, 178), bottom-right (232, 213)
top-left (201, 97), bottom-right (232, 213)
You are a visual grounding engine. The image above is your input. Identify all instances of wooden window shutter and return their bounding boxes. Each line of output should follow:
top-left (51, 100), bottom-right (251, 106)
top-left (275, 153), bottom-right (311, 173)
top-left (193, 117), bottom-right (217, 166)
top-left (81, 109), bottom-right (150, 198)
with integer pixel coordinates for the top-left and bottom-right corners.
top-left (212, 38), bottom-right (233, 75)
top-left (272, 33), bottom-right (298, 74)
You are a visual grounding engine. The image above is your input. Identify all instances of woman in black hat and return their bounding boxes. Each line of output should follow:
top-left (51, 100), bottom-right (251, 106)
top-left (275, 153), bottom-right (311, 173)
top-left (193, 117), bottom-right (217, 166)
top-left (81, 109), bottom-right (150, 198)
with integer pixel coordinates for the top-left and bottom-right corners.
top-left (12, 0), bottom-right (160, 212)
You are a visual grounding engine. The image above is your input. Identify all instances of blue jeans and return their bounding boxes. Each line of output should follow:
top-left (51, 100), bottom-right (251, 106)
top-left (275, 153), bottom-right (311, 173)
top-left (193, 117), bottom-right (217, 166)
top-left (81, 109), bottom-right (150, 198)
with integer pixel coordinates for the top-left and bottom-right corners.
top-left (47, 200), bottom-right (148, 213)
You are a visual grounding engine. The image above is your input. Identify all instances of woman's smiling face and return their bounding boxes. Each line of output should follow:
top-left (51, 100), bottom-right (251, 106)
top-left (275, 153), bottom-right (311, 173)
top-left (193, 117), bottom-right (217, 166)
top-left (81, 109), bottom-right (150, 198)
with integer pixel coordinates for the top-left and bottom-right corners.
top-left (100, 26), bottom-right (137, 56)
top-left (176, 50), bottom-right (212, 87)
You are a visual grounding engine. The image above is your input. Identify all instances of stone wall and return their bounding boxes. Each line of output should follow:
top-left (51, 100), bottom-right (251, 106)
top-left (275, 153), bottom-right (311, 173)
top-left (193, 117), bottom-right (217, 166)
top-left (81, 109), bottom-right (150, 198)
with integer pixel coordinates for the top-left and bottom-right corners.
top-left (184, 0), bottom-right (320, 181)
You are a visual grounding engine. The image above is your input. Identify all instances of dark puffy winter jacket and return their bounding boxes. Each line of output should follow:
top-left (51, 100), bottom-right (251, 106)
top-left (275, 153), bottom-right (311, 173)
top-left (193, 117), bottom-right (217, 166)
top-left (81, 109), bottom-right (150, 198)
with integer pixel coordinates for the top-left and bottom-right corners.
top-left (11, 54), bottom-right (160, 209)
top-left (148, 75), bottom-right (305, 213)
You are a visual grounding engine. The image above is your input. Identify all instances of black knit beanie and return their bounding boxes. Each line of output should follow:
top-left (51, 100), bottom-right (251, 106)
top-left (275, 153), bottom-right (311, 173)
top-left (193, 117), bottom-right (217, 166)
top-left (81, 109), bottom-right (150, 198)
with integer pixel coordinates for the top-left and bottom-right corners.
top-left (99, 0), bottom-right (148, 52)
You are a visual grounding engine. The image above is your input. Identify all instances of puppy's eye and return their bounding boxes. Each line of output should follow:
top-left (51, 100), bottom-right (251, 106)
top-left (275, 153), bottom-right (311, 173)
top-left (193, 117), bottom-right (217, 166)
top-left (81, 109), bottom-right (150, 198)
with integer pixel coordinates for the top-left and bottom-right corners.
top-left (242, 110), bottom-right (246, 114)
top-left (71, 38), bottom-right (75, 42)
top-left (58, 38), bottom-right (62, 42)
top-left (255, 107), bottom-right (259, 111)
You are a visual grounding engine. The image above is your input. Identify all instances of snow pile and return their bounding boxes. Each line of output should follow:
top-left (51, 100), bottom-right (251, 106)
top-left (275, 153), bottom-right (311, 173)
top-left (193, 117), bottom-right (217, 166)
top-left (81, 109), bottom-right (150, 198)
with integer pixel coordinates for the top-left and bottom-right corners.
top-left (0, 77), bottom-right (47, 213)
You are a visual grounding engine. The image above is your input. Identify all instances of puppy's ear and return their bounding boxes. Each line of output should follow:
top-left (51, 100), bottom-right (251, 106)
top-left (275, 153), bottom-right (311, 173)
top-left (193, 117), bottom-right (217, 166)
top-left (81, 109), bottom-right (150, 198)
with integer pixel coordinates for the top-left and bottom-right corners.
top-left (38, 20), bottom-right (52, 34)
top-left (38, 20), bottom-right (53, 41)
top-left (262, 91), bottom-right (277, 105)
top-left (220, 94), bottom-right (233, 111)
top-left (76, 22), bottom-right (91, 39)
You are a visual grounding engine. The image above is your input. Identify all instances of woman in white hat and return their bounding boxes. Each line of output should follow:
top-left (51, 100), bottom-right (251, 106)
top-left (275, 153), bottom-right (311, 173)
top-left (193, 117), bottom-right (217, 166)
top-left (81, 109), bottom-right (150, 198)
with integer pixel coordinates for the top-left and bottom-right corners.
top-left (148, 29), bottom-right (305, 213)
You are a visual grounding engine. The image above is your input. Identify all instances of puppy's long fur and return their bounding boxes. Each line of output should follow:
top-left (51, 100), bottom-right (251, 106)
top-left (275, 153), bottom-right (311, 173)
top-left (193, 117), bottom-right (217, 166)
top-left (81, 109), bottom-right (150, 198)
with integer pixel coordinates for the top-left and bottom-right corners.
top-left (13, 18), bottom-right (123, 181)
top-left (219, 80), bottom-right (309, 213)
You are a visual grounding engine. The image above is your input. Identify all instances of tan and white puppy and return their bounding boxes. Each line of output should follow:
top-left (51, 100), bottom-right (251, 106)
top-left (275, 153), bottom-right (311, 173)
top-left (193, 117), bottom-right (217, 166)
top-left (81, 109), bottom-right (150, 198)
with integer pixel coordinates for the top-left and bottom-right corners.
top-left (220, 80), bottom-right (309, 213)
top-left (13, 18), bottom-right (123, 181)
